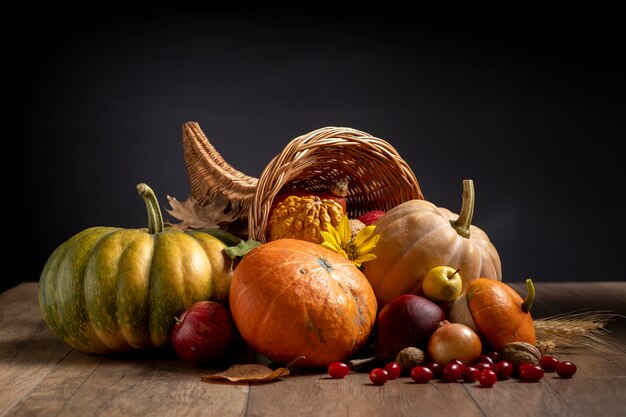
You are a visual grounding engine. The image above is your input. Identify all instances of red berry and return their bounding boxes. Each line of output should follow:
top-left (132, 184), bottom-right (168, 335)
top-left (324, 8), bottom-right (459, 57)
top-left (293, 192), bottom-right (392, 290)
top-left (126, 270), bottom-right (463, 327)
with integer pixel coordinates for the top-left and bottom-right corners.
top-left (449, 359), bottom-right (466, 369)
top-left (487, 351), bottom-right (501, 363)
top-left (411, 366), bottom-right (434, 383)
top-left (462, 366), bottom-right (480, 383)
top-left (424, 362), bottom-right (442, 379)
top-left (478, 369), bottom-right (497, 388)
top-left (518, 364), bottom-right (544, 382)
top-left (539, 355), bottom-right (560, 372)
top-left (384, 362), bottom-right (401, 380)
top-left (369, 368), bottom-right (389, 385)
top-left (327, 362), bottom-right (350, 379)
top-left (495, 361), bottom-right (513, 380)
top-left (556, 361), bottom-right (577, 378)
top-left (442, 363), bottom-right (464, 382)
top-left (475, 362), bottom-right (496, 372)
top-left (475, 355), bottom-right (494, 365)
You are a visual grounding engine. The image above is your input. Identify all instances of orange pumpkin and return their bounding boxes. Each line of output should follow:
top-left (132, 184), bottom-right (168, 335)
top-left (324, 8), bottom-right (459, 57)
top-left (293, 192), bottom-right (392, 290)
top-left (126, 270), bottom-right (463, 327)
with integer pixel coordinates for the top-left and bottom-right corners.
top-left (466, 278), bottom-right (536, 350)
top-left (363, 179), bottom-right (501, 307)
top-left (229, 239), bottom-right (377, 368)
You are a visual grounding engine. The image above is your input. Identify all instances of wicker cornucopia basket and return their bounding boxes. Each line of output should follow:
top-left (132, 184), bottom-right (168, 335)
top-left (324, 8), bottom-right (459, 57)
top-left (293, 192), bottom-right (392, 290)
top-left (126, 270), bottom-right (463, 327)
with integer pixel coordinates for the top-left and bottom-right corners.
top-left (181, 121), bottom-right (424, 241)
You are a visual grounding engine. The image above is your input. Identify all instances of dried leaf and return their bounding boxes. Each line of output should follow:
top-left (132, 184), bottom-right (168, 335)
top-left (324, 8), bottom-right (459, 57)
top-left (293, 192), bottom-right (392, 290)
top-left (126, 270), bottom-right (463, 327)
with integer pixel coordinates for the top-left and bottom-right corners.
top-left (224, 239), bottom-right (261, 259)
top-left (202, 364), bottom-right (290, 383)
top-left (166, 193), bottom-right (240, 230)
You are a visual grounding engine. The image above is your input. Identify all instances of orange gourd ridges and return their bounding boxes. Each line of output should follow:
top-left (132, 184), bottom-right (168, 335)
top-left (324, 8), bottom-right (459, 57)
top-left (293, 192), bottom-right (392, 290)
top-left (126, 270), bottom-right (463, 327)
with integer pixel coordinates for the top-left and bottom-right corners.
top-left (229, 239), bottom-right (377, 368)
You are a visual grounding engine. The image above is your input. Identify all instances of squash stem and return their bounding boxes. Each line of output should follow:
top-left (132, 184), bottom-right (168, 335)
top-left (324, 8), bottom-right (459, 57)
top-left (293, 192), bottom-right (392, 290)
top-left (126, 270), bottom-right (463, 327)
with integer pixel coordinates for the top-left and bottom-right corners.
top-left (522, 278), bottom-right (535, 312)
top-left (450, 179), bottom-right (475, 239)
top-left (137, 183), bottom-right (164, 234)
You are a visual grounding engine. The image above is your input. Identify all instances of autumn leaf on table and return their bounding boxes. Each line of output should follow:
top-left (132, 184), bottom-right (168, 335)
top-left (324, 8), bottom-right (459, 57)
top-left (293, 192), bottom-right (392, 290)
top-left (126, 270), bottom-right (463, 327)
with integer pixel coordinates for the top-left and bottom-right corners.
top-left (166, 192), bottom-right (240, 230)
top-left (202, 364), bottom-right (290, 384)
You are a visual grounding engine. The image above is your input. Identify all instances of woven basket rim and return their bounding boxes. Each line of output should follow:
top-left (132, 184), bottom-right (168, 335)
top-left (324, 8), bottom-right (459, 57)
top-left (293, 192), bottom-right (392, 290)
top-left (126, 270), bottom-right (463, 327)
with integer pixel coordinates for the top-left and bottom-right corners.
top-left (248, 126), bottom-right (423, 241)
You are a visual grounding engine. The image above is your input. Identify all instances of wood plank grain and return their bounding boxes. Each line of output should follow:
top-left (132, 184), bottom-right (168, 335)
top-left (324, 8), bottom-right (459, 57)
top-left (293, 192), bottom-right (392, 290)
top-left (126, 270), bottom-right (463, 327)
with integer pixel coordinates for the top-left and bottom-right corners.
top-left (7, 351), bottom-right (249, 417)
top-left (464, 350), bottom-right (626, 417)
top-left (0, 283), bottom-right (73, 416)
top-left (245, 371), bottom-right (485, 417)
top-left (1, 283), bottom-right (249, 417)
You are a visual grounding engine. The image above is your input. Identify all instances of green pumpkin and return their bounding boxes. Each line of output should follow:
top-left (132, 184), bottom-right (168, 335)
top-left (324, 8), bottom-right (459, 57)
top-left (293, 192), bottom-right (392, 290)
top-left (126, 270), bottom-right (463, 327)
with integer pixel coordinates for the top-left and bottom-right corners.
top-left (38, 183), bottom-right (233, 354)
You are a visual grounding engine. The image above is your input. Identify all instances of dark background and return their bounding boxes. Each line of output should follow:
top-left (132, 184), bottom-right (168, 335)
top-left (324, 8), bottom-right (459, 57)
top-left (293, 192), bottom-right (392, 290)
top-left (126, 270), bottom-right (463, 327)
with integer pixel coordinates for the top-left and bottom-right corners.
top-left (8, 8), bottom-right (624, 292)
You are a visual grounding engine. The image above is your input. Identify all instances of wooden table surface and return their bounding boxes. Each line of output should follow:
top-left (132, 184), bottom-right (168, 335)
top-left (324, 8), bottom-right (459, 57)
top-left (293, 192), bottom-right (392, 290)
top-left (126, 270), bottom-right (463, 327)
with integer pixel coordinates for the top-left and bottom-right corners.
top-left (1, 282), bottom-right (625, 417)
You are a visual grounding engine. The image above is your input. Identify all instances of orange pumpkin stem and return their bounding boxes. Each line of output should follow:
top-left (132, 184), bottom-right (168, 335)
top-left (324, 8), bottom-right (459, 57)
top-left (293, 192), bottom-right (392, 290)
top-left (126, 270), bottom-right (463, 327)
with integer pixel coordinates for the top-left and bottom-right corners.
top-left (522, 278), bottom-right (535, 312)
top-left (450, 179), bottom-right (475, 239)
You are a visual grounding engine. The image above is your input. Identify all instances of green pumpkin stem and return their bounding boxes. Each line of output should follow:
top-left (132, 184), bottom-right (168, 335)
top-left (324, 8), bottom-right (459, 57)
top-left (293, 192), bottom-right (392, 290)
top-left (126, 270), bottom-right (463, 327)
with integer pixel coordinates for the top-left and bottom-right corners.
top-left (137, 183), bottom-right (164, 234)
top-left (522, 278), bottom-right (535, 312)
top-left (450, 179), bottom-right (475, 239)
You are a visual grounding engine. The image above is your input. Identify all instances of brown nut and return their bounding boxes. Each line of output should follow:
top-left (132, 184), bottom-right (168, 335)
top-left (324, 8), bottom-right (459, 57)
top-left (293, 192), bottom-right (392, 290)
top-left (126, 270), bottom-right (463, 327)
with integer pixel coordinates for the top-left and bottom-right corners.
top-left (349, 219), bottom-right (366, 238)
top-left (501, 341), bottom-right (542, 367)
top-left (396, 347), bottom-right (425, 372)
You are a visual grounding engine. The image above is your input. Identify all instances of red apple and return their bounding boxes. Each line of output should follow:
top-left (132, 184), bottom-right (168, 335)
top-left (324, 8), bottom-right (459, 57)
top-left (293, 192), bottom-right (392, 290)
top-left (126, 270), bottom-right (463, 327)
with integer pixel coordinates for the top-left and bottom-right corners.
top-left (172, 301), bottom-right (234, 366)
top-left (358, 210), bottom-right (385, 226)
top-left (374, 294), bottom-right (445, 361)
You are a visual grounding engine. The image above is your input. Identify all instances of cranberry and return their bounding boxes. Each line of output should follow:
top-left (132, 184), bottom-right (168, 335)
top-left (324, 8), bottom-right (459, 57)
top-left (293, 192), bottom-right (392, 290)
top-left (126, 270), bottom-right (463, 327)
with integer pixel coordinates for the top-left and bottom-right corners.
top-left (495, 361), bottom-right (513, 380)
top-left (449, 359), bottom-right (466, 373)
top-left (327, 362), bottom-right (350, 379)
top-left (518, 364), bottom-right (544, 382)
top-left (442, 363), bottom-right (464, 382)
top-left (475, 355), bottom-right (494, 365)
top-left (539, 355), bottom-right (560, 372)
top-left (478, 369), bottom-right (497, 388)
top-left (487, 351), bottom-right (501, 363)
top-left (556, 361), bottom-right (577, 378)
top-left (369, 368), bottom-right (389, 385)
top-left (462, 366), bottom-right (480, 383)
top-left (411, 366), bottom-right (434, 383)
top-left (424, 362), bottom-right (442, 379)
top-left (384, 362), bottom-right (401, 380)
top-left (475, 362), bottom-right (496, 372)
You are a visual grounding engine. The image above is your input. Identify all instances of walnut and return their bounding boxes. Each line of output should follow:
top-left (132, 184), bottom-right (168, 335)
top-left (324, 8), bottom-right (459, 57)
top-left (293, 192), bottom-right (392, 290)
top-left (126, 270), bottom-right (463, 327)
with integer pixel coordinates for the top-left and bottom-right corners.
top-left (501, 341), bottom-right (542, 367)
top-left (396, 347), bottom-right (425, 373)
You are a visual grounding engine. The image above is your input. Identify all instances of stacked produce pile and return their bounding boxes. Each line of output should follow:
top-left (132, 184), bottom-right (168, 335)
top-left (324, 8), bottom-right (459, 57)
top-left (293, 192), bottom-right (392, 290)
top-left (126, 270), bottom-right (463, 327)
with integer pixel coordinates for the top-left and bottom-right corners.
top-left (40, 124), bottom-right (612, 387)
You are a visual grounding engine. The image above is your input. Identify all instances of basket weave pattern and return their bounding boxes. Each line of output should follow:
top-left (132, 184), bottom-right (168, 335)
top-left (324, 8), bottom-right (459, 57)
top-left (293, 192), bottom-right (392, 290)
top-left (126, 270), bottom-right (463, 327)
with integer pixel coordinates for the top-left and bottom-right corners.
top-left (182, 122), bottom-right (424, 242)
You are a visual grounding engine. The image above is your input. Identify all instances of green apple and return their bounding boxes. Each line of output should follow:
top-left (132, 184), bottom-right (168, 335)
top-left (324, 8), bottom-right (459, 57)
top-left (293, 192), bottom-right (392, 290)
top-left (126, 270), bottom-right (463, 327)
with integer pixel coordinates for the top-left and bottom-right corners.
top-left (422, 266), bottom-right (463, 303)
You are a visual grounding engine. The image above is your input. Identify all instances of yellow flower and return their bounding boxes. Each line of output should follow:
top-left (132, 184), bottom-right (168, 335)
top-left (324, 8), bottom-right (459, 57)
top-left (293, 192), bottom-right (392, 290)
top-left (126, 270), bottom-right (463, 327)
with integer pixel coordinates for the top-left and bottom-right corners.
top-left (320, 215), bottom-right (380, 268)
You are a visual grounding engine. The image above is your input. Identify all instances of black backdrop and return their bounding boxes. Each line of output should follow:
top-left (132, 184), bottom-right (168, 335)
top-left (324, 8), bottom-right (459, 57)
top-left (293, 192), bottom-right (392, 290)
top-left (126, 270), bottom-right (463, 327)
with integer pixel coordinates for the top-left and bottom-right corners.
top-left (9, 8), bottom-right (625, 293)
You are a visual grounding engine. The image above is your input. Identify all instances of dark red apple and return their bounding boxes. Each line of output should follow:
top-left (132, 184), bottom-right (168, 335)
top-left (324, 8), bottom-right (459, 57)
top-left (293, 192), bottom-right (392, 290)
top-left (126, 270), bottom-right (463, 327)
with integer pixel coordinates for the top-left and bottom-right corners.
top-left (358, 210), bottom-right (385, 226)
top-left (374, 294), bottom-right (445, 361)
top-left (172, 301), bottom-right (234, 366)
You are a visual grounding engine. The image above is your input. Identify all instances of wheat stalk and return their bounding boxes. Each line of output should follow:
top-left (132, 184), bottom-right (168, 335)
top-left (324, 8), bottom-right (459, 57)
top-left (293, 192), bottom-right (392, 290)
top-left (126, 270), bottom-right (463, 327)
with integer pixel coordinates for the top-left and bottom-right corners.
top-left (534, 310), bottom-right (625, 354)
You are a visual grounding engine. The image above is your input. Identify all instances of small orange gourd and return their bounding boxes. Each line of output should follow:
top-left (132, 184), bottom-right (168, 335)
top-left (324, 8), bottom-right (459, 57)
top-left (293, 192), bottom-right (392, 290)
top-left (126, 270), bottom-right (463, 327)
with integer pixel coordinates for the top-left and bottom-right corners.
top-left (229, 239), bottom-right (377, 368)
top-left (268, 195), bottom-right (344, 243)
top-left (466, 278), bottom-right (536, 351)
top-left (363, 179), bottom-right (501, 307)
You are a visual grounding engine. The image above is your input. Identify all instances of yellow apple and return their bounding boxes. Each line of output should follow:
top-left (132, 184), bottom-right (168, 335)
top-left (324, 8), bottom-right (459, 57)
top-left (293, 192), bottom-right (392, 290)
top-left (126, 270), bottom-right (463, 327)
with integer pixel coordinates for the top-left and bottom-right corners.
top-left (422, 266), bottom-right (463, 303)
